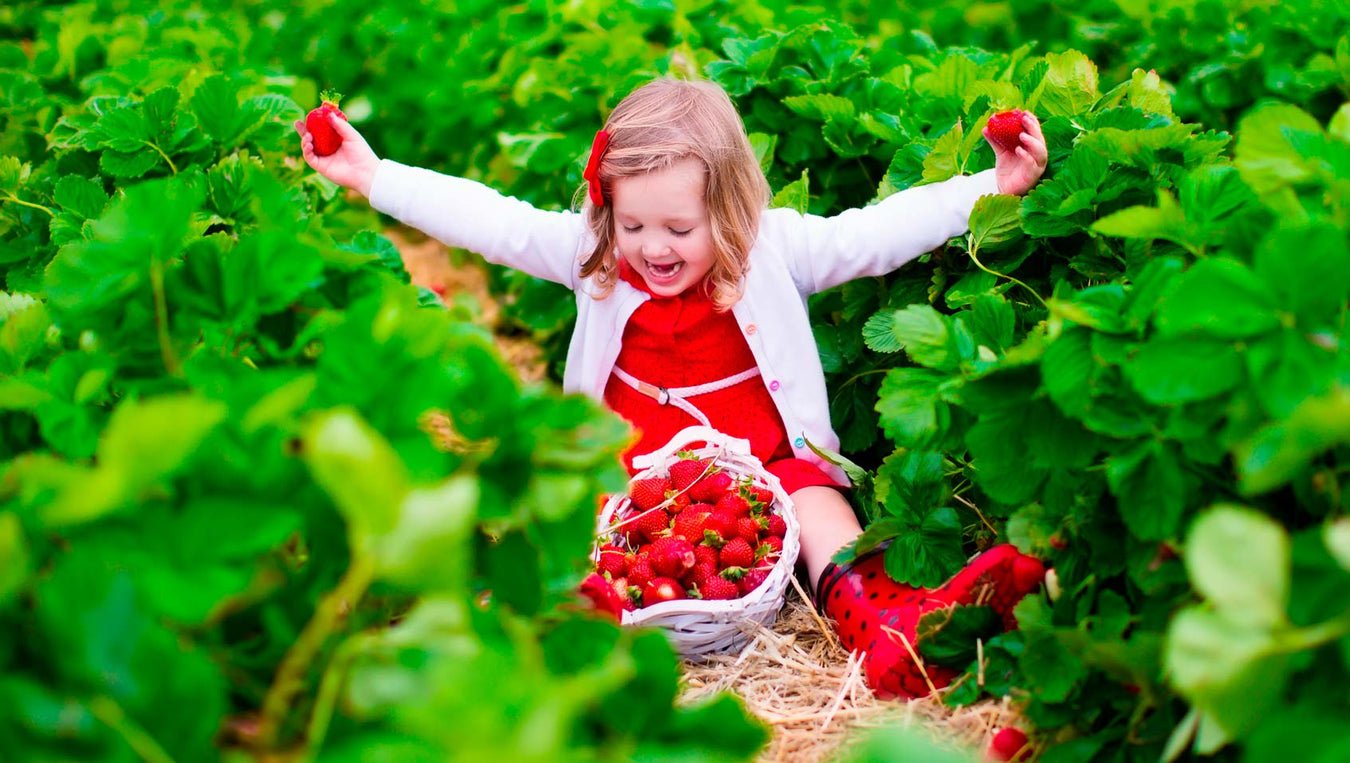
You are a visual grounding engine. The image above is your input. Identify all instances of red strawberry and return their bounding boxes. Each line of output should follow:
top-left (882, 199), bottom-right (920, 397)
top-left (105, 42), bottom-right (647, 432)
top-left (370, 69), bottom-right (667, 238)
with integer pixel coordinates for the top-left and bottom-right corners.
top-left (746, 485), bottom-right (774, 507)
top-left (760, 536), bottom-right (783, 557)
top-left (693, 544), bottom-right (719, 569)
top-left (702, 576), bottom-right (741, 600)
top-left (738, 565), bottom-right (773, 596)
top-left (642, 577), bottom-right (686, 606)
top-left (986, 109), bottom-right (1028, 151)
top-left (765, 514), bottom-right (787, 538)
top-left (690, 472), bottom-right (732, 503)
top-left (633, 507), bottom-right (671, 542)
top-left (596, 544), bottom-right (628, 577)
top-left (671, 511), bottom-right (711, 544)
top-left (578, 572), bottom-right (624, 621)
top-left (985, 728), bottom-right (1030, 762)
top-left (688, 562), bottom-right (719, 593)
top-left (719, 537), bottom-right (754, 570)
top-left (627, 555), bottom-right (655, 589)
top-left (669, 453), bottom-right (709, 492)
top-left (650, 537), bottom-right (696, 578)
top-left (666, 491), bottom-right (690, 513)
top-left (714, 492), bottom-right (751, 517)
top-left (305, 90), bottom-right (348, 157)
top-left (737, 516), bottom-right (764, 544)
top-left (705, 510), bottom-right (740, 544)
top-left (629, 477), bottom-right (671, 511)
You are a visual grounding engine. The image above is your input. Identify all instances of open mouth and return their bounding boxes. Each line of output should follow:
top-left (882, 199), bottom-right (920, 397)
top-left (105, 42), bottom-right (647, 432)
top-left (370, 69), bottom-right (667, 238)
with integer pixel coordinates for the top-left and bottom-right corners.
top-left (644, 259), bottom-right (685, 281)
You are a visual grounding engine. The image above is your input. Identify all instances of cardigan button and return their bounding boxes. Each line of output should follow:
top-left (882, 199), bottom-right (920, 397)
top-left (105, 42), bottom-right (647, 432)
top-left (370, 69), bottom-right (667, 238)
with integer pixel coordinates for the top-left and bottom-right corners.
top-left (745, 323), bottom-right (757, 335)
top-left (793, 437), bottom-right (805, 448)
top-left (769, 380), bottom-right (780, 392)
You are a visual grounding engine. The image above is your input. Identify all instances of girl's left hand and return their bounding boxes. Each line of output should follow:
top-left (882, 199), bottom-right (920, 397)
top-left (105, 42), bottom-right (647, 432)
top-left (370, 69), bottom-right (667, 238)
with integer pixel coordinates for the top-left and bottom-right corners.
top-left (985, 112), bottom-right (1048, 196)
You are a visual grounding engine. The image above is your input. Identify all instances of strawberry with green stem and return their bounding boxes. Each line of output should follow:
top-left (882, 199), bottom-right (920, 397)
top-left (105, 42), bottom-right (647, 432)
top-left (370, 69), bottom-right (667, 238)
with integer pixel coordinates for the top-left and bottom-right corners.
top-left (306, 90), bottom-right (348, 157)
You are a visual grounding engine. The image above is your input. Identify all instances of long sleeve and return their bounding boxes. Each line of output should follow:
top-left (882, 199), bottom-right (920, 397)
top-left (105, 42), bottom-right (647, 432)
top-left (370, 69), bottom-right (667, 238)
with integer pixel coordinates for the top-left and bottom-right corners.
top-left (367, 160), bottom-right (591, 288)
top-left (774, 169), bottom-right (1002, 295)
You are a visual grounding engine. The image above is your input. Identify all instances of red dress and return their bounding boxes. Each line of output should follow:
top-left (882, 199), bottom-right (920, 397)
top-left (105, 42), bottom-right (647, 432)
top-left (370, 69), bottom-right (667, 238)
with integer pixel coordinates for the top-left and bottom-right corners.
top-left (603, 262), bottom-right (843, 495)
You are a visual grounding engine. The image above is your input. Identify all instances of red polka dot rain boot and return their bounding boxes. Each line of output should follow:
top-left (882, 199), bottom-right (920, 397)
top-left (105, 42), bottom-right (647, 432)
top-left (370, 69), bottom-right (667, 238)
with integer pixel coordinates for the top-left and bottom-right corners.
top-left (816, 543), bottom-right (1045, 699)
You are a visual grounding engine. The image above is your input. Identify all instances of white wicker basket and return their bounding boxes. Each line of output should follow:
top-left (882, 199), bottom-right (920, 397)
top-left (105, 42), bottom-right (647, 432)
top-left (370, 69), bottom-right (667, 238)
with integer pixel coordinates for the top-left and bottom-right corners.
top-left (594, 426), bottom-right (801, 657)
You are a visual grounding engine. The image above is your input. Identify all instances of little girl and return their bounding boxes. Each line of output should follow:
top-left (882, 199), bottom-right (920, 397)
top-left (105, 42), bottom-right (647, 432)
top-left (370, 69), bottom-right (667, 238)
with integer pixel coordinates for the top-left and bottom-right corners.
top-left (296, 78), bottom-right (1049, 699)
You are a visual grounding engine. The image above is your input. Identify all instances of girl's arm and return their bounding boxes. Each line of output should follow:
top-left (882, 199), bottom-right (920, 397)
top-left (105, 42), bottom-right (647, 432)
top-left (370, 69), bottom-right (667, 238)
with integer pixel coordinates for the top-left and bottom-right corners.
top-left (296, 115), bottom-right (587, 288)
top-left (782, 170), bottom-right (1001, 295)
top-left (783, 113), bottom-right (1048, 295)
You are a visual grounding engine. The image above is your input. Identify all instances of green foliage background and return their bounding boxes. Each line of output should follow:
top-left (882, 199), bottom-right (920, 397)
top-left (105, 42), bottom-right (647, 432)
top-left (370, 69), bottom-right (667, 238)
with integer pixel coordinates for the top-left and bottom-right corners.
top-left (2, 0), bottom-right (1349, 761)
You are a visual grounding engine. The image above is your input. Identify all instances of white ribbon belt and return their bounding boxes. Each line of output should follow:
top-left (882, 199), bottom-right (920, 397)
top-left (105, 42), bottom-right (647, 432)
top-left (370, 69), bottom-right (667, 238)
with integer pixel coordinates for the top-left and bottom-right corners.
top-left (612, 366), bottom-right (762, 428)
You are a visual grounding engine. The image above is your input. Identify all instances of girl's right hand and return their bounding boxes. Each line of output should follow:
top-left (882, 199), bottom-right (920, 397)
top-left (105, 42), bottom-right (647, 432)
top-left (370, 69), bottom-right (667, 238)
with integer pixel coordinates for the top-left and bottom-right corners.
top-left (294, 113), bottom-right (381, 198)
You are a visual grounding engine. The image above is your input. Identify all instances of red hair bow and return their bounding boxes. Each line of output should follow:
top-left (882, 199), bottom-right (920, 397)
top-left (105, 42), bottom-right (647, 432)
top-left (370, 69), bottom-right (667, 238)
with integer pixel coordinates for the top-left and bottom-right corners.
top-left (583, 129), bottom-right (610, 207)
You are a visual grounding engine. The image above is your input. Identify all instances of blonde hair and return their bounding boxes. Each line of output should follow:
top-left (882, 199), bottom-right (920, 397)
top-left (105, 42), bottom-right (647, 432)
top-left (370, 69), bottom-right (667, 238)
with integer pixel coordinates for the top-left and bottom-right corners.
top-left (576, 79), bottom-right (771, 310)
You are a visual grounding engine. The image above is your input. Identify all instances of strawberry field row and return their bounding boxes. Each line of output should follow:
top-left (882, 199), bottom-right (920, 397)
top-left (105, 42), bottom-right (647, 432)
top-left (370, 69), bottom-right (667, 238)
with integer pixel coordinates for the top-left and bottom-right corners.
top-left (3, 1), bottom-right (1350, 762)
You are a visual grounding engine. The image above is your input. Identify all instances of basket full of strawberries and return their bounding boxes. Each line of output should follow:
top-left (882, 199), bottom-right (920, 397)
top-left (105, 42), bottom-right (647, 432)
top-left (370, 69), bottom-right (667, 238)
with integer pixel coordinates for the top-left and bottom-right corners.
top-left (590, 426), bottom-right (801, 656)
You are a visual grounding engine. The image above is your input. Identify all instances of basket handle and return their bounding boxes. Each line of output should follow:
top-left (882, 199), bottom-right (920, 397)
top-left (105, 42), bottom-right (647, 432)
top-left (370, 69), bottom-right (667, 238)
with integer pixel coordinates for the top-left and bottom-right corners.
top-left (631, 425), bottom-right (751, 471)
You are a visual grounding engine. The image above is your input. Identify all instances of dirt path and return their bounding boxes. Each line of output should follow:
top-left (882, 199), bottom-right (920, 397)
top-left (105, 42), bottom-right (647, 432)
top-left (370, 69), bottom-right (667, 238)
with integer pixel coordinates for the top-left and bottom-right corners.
top-left (387, 227), bottom-right (547, 384)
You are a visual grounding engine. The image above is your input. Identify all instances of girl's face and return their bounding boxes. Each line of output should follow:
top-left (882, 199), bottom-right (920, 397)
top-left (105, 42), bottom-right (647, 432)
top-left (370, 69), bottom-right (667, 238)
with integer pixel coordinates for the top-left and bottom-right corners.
top-left (610, 157), bottom-right (715, 298)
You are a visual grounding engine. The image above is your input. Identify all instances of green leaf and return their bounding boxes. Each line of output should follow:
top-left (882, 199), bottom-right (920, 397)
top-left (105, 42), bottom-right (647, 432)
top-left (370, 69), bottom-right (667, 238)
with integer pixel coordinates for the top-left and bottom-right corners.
top-left (53, 174), bottom-right (109, 218)
top-left (1155, 259), bottom-right (1279, 340)
top-left (376, 476), bottom-right (477, 590)
top-left (0, 512), bottom-right (29, 603)
top-left (883, 507), bottom-right (965, 588)
top-left (894, 305), bottom-right (959, 371)
top-left (1236, 388), bottom-right (1350, 495)
top-left (917, 605), bottom-right (1001, 666)
top-left (1126, 67), bottom-right (1173, 118)
top-left (966, 408), bottom-right (1047, 504)
top-left (770, 169), bottom-right (809, 214)
top-left (338, 231), bottom-right (410, 284)
top-left (302, 407), bottom-right (410, 540)
top-left (0, 300), bottom-right (51, 375)
top-left (861, 309), bottom-right (903, 353)
top-left (1106, 441), bottom-right (1186, 541)
top-left (1254, 222), bottom-right (1350, 327)
top-left (1029, 50), bottom-right (1101, 117)
top-left (967, 194), bottom-right (1023, 253)
top-left (1165, 608), bottom-right (1292, 741)
top-left (191, 74), bottom-right (242, 144)
top-left (875, 449), bottom-right (946, 515)
top-left (142, 86), bottom-right (179, 134)
top-left (876, 368), bottom-right (950, 449)
top-left (99, 149), bottom-right (160, 178)
top-left (1125, 337), bottom-right (1243, 405)
top-left (961, 294), bottom-right (1015, 355)
top-left (1187, 505), bottom-right (1289, 628)
top-left (1041, 327), bottom-right (1094, 418)
top-left (1325, 519), bottom-right (1350, 573)
top-left (41, 395), bottom-right (227, 528)
top-left (1245, 329), bottom-right (1336, 418)
top-left (921, 122), bottom-right (965, 184)
top-left (782, 93), bottom-right (856, 123)
top-left (1235, 103), bottom-right (1326, 196)
top-left (1019, 631), bottom-right (1088, 703)
top-left (1091, 191), bottom-right (1190, 245)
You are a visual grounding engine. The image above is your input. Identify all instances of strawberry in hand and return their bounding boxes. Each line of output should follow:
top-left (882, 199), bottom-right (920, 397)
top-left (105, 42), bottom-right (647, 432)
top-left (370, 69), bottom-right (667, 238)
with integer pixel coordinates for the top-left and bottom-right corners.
top-left (982, 108), bottom-right (1048, 197)
top-left (294, 91), bottom-right (381, 198)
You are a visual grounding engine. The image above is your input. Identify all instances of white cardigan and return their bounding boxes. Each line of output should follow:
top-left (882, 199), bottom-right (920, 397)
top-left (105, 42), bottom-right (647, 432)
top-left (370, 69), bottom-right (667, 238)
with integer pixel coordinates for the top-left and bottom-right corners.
top-left (370, 160), bottom-right (1001, 485)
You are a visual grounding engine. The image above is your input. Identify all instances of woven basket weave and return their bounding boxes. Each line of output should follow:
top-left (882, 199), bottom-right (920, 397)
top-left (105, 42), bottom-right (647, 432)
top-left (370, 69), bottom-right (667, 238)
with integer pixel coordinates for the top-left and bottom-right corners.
top-left (595, 426), bottom-right (801, 657)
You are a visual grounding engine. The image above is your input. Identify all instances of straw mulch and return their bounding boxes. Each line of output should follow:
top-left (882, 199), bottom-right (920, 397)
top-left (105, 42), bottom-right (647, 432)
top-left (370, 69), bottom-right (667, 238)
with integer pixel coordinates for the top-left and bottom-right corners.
top-left (678, 579), bottom-right (1028, 762)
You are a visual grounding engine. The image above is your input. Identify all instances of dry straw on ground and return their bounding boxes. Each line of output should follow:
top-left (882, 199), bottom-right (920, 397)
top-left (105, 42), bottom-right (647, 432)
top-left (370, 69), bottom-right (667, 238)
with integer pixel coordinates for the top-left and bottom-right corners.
top-left (679, 581), bottom-right (1028, 762)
